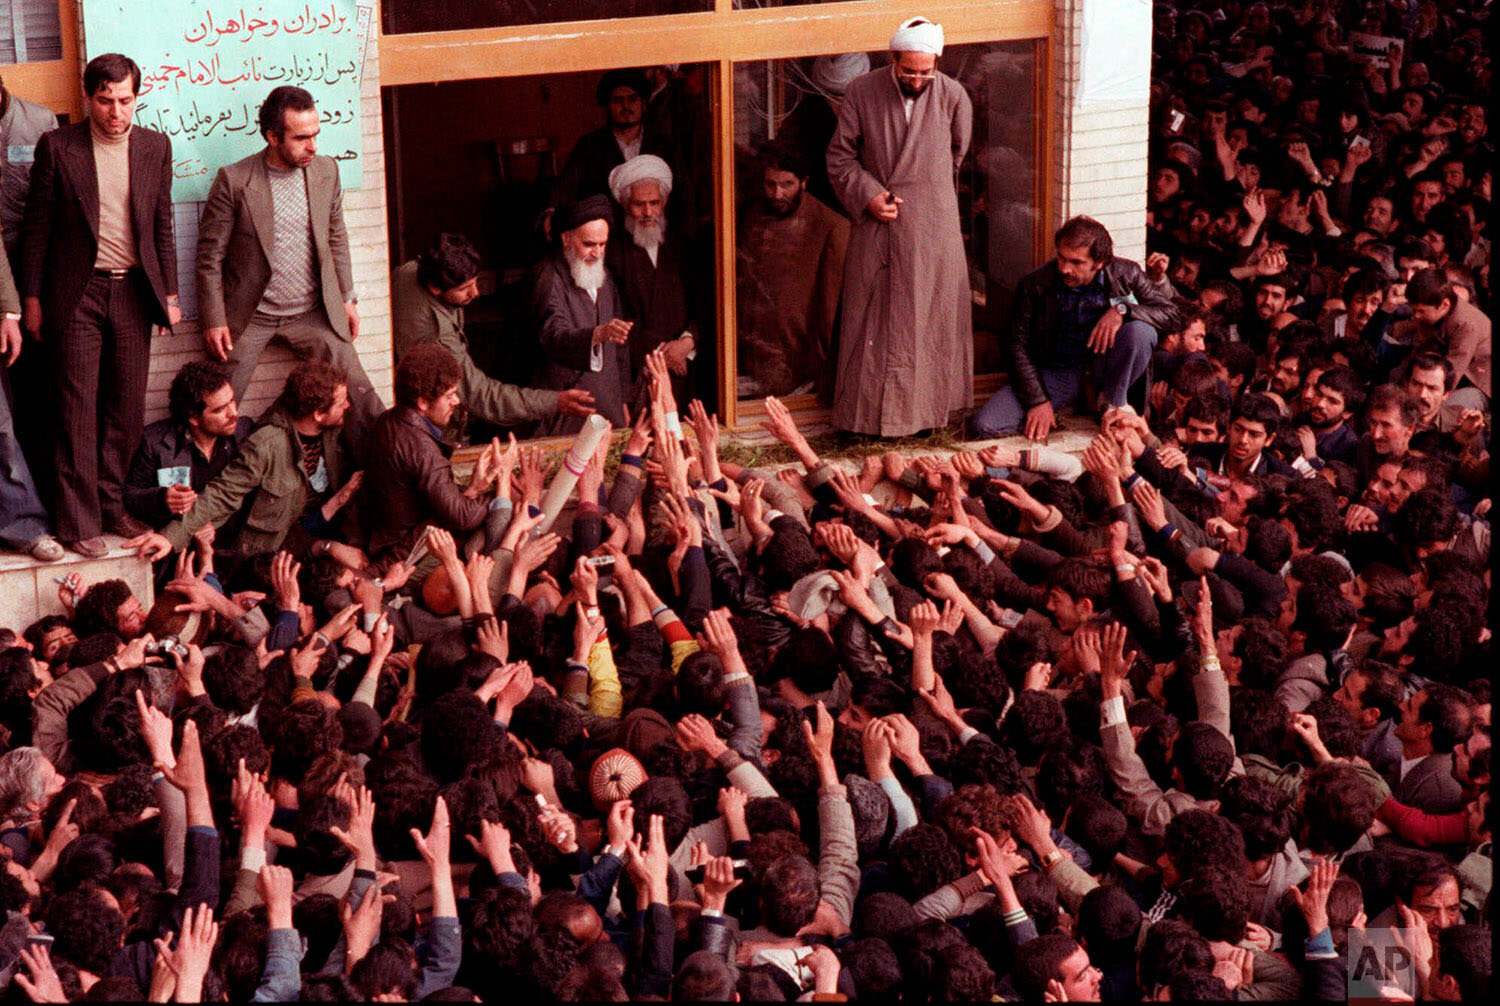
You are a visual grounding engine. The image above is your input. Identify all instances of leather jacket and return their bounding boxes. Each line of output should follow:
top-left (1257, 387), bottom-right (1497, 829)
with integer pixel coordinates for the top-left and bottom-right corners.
top-left (1006, 256), bottom-right (1178, 409)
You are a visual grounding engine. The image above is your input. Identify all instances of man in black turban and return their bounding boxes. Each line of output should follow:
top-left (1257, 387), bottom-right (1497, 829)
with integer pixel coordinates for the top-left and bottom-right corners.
top-left (530, 195), bottom-right (633, 435)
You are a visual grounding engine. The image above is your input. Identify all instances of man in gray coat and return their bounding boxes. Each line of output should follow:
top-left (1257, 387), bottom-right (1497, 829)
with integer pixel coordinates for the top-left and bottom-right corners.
top-left (825, 17), bottom-right (973, 437)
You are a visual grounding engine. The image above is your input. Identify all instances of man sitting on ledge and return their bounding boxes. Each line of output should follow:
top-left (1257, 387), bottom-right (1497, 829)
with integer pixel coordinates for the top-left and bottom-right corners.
top-left (972, 215), bottom-right (1176, 441)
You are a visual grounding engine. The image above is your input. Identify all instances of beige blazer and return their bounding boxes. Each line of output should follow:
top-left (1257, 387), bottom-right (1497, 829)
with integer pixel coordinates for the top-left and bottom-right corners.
top-left (195, 149), bottom-right (354, 337)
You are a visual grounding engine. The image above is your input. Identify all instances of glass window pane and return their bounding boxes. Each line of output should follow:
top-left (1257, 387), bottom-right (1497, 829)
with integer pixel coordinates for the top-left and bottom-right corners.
top-left (731, 40), bottom-right (1041, 404)
top-left (384, 1), bottom-right (712, 35)
top-left (383, 65), bottom-right (716, 441)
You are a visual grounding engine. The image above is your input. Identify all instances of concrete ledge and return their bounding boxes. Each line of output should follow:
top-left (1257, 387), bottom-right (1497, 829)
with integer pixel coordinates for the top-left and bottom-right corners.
top-left (0, 537), bottom-right (156, 629)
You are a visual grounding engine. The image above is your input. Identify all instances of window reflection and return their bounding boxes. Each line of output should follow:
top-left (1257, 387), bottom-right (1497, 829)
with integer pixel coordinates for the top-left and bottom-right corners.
top-left (732, 41), bottom-right (1041, 402)
top-left (384, 65), bottom-right (715, 441)
top-left (383, 0), bottom-right (712, 35)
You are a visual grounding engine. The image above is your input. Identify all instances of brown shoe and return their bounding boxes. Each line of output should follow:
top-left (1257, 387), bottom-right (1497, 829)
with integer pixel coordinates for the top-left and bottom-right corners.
top-left (106, 514), bottom-right (150, 538)
top-left (67, 536), bottom-right (110, 559)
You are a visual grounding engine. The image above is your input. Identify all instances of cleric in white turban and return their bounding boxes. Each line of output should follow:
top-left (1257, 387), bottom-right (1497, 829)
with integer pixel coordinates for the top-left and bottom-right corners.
top-left (608, 154), bottom-right (674, 267)
top-left (889, 16), bottom-right (944, 55)
top-left (823, 16), bottom-right (973, 436)
top-left (608, 153), bottom-right (674, 207)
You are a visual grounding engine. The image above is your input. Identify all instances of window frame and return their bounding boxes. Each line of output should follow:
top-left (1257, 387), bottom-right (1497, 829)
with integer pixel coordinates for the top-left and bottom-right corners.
top-left (1, 0), bottom-right (81, 118)
top-left (380, 0), bottom-right (1057, 431)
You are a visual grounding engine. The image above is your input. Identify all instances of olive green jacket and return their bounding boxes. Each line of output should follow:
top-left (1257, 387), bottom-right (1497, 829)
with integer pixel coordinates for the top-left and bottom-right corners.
top-left (390, 260), bottom-right (557, 426)
top-left (161, 406), bottom-right (344, 555)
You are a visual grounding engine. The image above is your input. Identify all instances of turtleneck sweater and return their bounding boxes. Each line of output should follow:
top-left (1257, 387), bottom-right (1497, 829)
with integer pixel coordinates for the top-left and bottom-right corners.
top-left (91, 119), bottom-right (138, 270)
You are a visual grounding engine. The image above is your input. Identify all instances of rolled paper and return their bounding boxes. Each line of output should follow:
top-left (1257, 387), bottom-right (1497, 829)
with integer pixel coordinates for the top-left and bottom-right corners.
top-left (536, 413), bottom-right (611, 536)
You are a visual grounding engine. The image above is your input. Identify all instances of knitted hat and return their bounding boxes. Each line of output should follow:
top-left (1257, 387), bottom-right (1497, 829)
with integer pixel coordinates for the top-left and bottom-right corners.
top-left (589, 748), bottom-right (648, 811)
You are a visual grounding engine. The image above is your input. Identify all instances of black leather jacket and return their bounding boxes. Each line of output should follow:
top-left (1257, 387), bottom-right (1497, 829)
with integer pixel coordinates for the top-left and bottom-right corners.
top-left (1006, 257), bottom-right (1178, 409)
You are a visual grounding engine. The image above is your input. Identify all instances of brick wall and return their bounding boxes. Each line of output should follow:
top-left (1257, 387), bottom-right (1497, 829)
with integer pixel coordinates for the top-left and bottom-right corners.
top-left (141, 16), bottom-right (393, 425)
top-left (1053, 0), bottom-right (1151, 267)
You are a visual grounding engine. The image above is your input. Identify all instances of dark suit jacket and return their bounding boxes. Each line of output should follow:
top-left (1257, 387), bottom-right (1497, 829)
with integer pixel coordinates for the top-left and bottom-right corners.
top-left (1387, 752), bottom-right (1465, 815)
top-left (195, 150), bottom-right (354, 338)
top-left (19, 121), bottom-right (177, 328)
top-left (1005, 257), bottom-right (1178, 409)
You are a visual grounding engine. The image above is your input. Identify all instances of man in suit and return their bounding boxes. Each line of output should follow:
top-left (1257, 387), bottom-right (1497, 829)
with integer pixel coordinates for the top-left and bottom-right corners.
top-left (196, 85), bottom-right (380, 454)
top-left (20, 53), bottom-right (180, 558)
top-left (1388, 683), bottom-right (1471, 815)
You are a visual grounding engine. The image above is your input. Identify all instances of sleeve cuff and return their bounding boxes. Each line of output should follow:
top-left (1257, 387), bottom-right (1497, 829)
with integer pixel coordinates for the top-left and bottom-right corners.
top-left (240, 845), bottom-right (268, 872)
top-left (1100, 695), bottom-right (1128, 728)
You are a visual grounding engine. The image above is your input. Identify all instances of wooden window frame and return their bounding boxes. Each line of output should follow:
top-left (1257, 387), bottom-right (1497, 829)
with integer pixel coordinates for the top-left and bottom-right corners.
top-left (2, 0), bottom-right (82, 119)
top-left (381, 0), bottom-right (1057, 432)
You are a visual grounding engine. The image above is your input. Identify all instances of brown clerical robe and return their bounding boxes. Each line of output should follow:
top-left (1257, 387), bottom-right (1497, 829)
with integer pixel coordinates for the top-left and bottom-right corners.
top-left (826, 65), bottom-right (973, 436)
top-left (737, 190), bottom-right (850, 398)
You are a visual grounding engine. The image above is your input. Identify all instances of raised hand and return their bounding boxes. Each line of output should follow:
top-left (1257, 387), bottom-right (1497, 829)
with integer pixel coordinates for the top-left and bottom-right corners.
top-left (691, 841), bottom-right (744, 916)
top-left (881, 713), bottom-right (928, 773)
top-left (908, 599), bottom-right (941, 637)
top-left (1130, 478), bottom-right (1169, 531)
top-left (258, 863), bottom-right (296, 931)
top-left (676, 713), bottom-right (729, 759)
top-left (800, 700), bottom-right (837, 781)
top-left (15, 942), bottom-right (68, 1004)
top-left (1004, 793), bottom-right (1054, 852)
top-left (538, 804), bottom-right (579, 855)
top-left (136, 689), bottom-right (177, 770)
top-left (1286, 858), bottom-right (1338, 935)
top-left (1099, 622), bottom-right (1135, 693)
top-left (168, 902), bottom-right (219, 1002)
top-left (607, 799), bottom-right (635, 853)
top-left (861, 719), bottom-right (894, 778)
top-left (340, 883), bottom-right (393, 969)
top-left (465, 817), bottom-right (516, 875)
top-left (410, 795), bottom-right (452, 868)
top-left (623, 812), bottom-right (671, 906)
top-left (759, 396), bottom-right (818, 468)
top-left (328, 783), bottom-right (378, 870)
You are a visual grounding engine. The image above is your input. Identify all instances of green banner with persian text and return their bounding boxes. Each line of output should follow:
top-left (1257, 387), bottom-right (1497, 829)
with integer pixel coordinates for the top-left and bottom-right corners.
top-left (81, 0), bottom-right (368, 201)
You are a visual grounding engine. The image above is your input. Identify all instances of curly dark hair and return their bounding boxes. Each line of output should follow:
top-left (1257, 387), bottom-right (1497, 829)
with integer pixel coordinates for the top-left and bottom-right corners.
top-left (1163, 809), bottom-right (1248, 881)
top-left (279, 360), bottom-right (347, 420)
top-left (167, 360), bottom-right (234, 428)
top-left (887, 823), bottom-right (963, 901)
top-left (46, 886), bottom-right (126, 974)
top-left (394, 343), bottom-right (463, 408)
top-left (417, 232), bottom-right (484, 292)
top-left (268, 699), bottom-right (343, 785)
top-left (74, 579), bottom-right (134, 638)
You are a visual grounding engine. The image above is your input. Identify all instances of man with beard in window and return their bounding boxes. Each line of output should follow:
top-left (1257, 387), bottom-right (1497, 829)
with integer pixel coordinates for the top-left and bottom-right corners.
top-left (606, 154), bottom-right (701, 409)
top-left (736, 143), bottom-right (849, 400)
top-left (531, 195), bottom-right (631, 435)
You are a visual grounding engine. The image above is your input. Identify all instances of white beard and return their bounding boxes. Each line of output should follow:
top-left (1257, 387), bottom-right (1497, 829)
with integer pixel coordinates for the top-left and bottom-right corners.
top-left (625, 215), bottom-right (666, 263)
top-left (565, 250), bottom-right (606, 299)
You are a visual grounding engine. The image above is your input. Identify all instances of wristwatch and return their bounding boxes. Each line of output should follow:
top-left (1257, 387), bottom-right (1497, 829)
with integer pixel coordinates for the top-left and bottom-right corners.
top-left (1041, 849), bottom-right (1067, 870)
top-left (1114, 302), bottom-right (1129, 316)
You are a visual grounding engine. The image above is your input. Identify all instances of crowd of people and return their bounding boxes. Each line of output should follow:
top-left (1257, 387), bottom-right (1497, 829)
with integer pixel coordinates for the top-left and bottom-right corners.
top-left (0, 0), bottom-right (1493, 1001)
